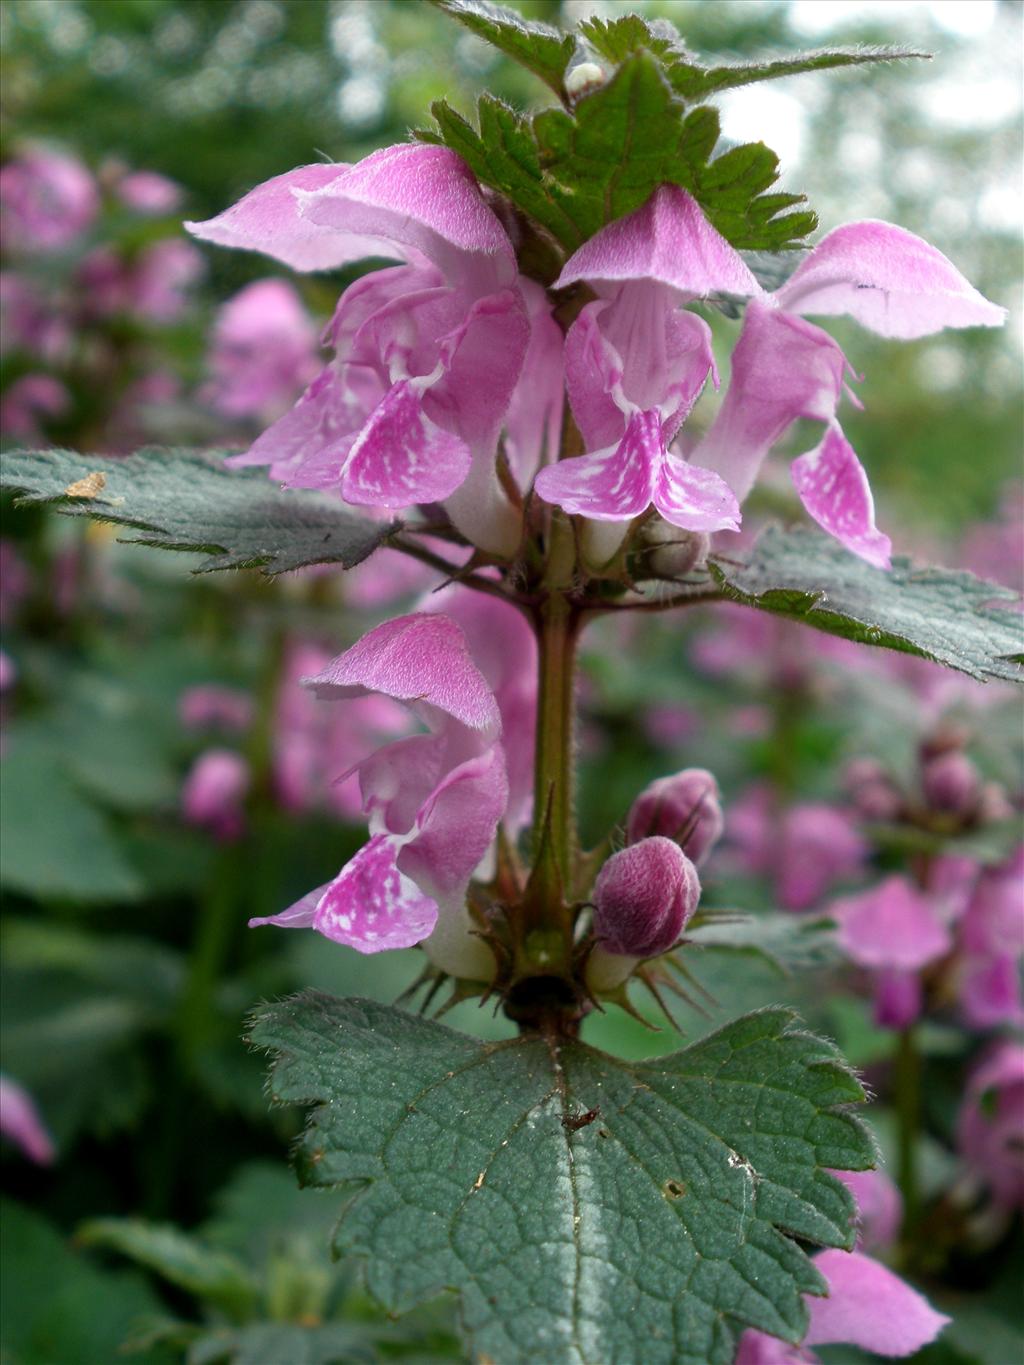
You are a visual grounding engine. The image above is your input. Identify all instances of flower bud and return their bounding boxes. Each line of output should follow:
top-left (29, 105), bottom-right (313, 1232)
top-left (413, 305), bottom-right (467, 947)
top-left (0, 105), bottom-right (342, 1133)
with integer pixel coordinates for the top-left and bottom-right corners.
top-left (636, 517), bottom-right (710, 580)
top-left (626, 769), bottom-right (724, 866)
top-left (564, 61), bottom-right (606, 100)
top-left (182, 748), bottom-right (250, 842)
top-left (922, 749), bottom-right (980, 816)
top-left (592, 836), bottom-right (700, 959)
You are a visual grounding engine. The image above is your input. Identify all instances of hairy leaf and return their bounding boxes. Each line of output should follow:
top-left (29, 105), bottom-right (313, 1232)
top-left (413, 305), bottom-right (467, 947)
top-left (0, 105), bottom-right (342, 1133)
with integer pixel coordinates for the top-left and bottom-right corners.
top-left (0, 448), bottom-right (395, 576)
top-left (427, 0), bottom-right (574, 94)
top-left (578, 15), bottom-right (927, 99)
top-left (423, 53), bottom-right (817, 252)
top-left (252, 994), bottom-right (873, 1365)
top-left (710, 526), bottom-right (1023, 684)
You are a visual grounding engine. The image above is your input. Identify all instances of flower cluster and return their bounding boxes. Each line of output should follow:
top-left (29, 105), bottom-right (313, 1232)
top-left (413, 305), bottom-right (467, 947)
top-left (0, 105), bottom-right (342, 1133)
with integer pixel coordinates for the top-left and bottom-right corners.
top-left (189, 143), bottom-right (1004, 567)
top-left (1, 145), bottom-right (204, 449)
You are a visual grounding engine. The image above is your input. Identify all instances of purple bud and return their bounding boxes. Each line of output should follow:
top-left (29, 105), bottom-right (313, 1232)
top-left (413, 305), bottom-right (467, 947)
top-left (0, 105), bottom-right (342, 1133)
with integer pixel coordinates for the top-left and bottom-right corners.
top-left (922, 750), bottom-right (980, 816)
top-left (593, 837), bottom-right (700, 959)
top-left (626, 768), bottom-right (724, 866)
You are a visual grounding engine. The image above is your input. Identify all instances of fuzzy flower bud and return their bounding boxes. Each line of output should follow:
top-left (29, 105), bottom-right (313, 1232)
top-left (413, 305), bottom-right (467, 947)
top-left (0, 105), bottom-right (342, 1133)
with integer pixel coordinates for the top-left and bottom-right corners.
top-left (922, 749), bottom-right (980, 816)
top-left (626, 768), bottom-right (724, 866)
top-left (593, 836), bottom-right (700, 959)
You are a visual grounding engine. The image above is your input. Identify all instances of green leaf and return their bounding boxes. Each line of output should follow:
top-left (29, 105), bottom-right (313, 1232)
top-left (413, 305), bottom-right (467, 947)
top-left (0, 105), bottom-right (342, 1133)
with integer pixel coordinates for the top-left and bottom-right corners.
top-left (710, 526), bottom-right (1023, 684)
top-left (424, 53), bottom-right (816, 252)
top-left (0, 448), bottom-right (395, 576)
top-left (687, 912), bottom-right (838, 976)
top-left (252, 994), bottom-right (873, 1365)
top-left (187, 1323), bottom-right (378, 1365)
top-left (0, 1200), bottom-right (176, 1365)
top-left (0, 730), bottom-right (143, 903)
top-left (578, 15), bottom-right (927, 100)
top-left (77, 1220), bottom-right (260, 1319)
top-left (427, 0), bottom-right (574, 95)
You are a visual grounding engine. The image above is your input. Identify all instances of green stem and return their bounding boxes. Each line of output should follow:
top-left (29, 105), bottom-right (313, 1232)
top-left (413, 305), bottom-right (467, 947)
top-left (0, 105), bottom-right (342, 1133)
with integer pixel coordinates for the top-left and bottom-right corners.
top-left (532, 590), bottom-right (579, 887)
top-left (895, 1024), bottom-right (921, 1231)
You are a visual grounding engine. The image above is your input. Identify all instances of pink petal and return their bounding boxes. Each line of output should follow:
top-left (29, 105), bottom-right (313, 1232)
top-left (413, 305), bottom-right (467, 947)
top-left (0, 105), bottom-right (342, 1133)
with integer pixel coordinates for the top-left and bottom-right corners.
top-left (733, 1332), bottom-right (811, 1365)
top-left (225, 366), bottom-right (369, 487)
top-left (186, 164), bottom-right (364, 272)
top-left (505, 278), bottom-right (565, 482)
top-left (693, 301), bottom-right (849, 502)
top-left (564, 300), bottom-right (626, 452)
top-left (398, 746), bottom-right (509, 900)
top-left (303, 613), bottom-right (500, 737)
top-left (249, 882), bottom-right (326, 931)
top-left (833, 876), bottom-right (952, 971)
top-left (341, 378), bottom-right (472, 508)
top-left (0, 1075), bottom-right (56, 1166)
top-left (534, 409), bottom-right (658, 520)
top-left (429, 289), bottom-right (531, 446)
top-left (775, 220), bottom-right (1007, 340)
top-left (653, 450), bottom-right (741, 532)
top-left (805, 1250), bottom-right (950, 1355)
top-left (556, 186), bottom-right (763, 298)
top-left (872, 967), bottom-right (924, 1030)
top-left (297, 144), bottom-right (516, 285)
top-left (313, 834), bottom-right (439, 952)
top-left (791, 423), bottom-right (892, 568)
top-left (830, 1167), bottom-right (903, 1254)
top-left (431, 588), bottom-right (537, 832)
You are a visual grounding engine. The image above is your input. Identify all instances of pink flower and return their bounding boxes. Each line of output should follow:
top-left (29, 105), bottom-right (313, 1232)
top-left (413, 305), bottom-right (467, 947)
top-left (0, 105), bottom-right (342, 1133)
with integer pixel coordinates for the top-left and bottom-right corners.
top-left (0, 373), bottom-right (69, 441)
top-left (695, 221), bottom-right (1004, 567)
top-left (179, 685), bottom-right (255, 734)
top-left (830, 1167), bottom-right (903, 1254)
top-left (0, 1074), bottom-right (55, 1165)
top-left (115, 170), bottom-right (182, 216)
top-left (187, 146), bottom-right (531, 554)
top-left (0, 148), bottom-right (98, 253)
top-left (777, 804), bottom-right (868, 912)
top-left (0, 272), bottom-right (69, 361)
top-left (272, 640), bottom-right (409, 822)
top-left (735, 1249), bottom-right (949, 1363)
top-left (955, 847), bottom-right (1024, 1029)
top-left (535, 187), bottom-right (755, 560)
top-left (957, 1041), bottom-right (1024, 1210)
top-left (182, 749), bottom-right (251, 842)
top-left (250, 612), bottom-right (515, 975)
top-left (131, 239), bottom-right (205, 322)
top-left (204, 279), bottom-right (320, 424)
top-left (832, 876), bottom-right (953, 1029)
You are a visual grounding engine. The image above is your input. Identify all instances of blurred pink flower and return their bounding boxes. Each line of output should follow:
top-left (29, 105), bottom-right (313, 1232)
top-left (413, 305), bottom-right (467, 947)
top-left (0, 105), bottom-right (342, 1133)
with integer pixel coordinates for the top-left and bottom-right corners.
top-left (957, 1041), bottom-right (1024, 1210)
top-left (0, 373), bottom-right (70, 441)
top-left (182, 748), bottom-right (251, 842)
top-left (0, 147), bottom-right (98, 253)
top-left (115, 169), bottom-right (183, 216)
top-left (204, 279), bottom-right (320, 424)
top-left (0, 1074), bottom-right (55, 1165)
